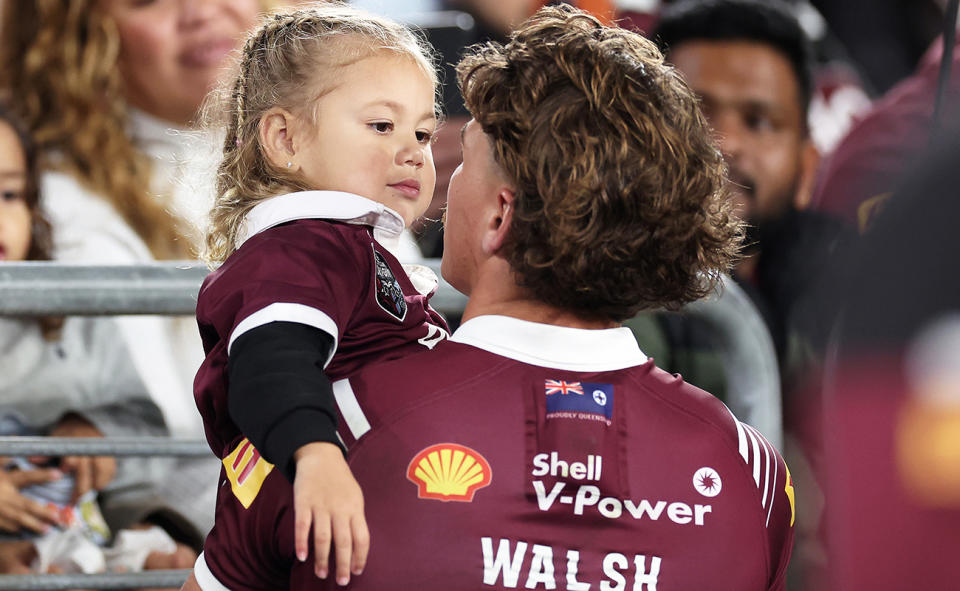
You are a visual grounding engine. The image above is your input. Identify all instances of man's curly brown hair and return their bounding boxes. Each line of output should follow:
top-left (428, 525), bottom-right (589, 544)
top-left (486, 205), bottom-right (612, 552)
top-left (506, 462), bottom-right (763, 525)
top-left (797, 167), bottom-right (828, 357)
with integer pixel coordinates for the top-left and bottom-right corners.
top-left (457, 4), bottom-right (743, 322)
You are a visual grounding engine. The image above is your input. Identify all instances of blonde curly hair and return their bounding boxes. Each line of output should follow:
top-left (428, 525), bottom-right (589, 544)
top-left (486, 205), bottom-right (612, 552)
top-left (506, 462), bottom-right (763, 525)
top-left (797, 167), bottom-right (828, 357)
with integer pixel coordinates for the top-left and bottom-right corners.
top-left (0, 0), bottom-right (190, 259)
top-left (202, 1), bottom-right (438, 265)
top-left (458, 5), bottom-right (743, 320)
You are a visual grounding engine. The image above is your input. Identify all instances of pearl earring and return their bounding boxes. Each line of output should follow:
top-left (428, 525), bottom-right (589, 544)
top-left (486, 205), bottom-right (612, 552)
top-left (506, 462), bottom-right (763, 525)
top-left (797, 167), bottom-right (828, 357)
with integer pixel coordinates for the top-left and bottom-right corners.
top-left (286, 161), bottom-right (293, 168)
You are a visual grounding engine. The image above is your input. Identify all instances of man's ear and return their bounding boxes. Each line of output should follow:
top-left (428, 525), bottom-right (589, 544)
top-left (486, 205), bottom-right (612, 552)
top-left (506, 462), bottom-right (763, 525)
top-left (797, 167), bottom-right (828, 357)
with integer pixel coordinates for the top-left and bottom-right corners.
top-left (794, 139), bottom-right (820, 210)
top-left (481, 187), bottom-right (516, 255)
top-left (259, 108), bottom-right (299, 170)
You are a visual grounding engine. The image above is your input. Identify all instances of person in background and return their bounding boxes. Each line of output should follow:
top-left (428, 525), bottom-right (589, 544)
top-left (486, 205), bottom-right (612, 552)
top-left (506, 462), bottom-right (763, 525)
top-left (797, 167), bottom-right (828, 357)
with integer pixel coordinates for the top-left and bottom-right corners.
top-left (653, 0), bottom-right (852, 383)
top-left (0, 0), bottom-right (266, 540)
top-left (653, 3), bottom-right (855, 586)
top-left (0, 104), bottom-right (196, 577)
top-left (0, 0), bottom-right (263, 439)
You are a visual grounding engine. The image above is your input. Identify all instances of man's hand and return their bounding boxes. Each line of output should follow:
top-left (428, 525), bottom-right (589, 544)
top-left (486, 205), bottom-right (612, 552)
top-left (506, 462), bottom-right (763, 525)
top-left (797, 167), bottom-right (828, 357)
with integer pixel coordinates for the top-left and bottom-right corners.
top-left (48, 415), bottom-right (116, 503)
top-left (293, 442), bottom-right (369, 586)
top-left (0, 467), bottom-right (63, 534)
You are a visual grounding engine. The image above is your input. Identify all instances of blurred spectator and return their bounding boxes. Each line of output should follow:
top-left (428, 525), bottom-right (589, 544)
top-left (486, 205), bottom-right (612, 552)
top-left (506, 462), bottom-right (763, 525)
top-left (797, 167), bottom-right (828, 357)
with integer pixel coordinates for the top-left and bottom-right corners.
top-left (0, 0), bottom-right (261, 438)
top-left (823, 128), bottom-right (960, 590)
top-left (0, 105), bottom-right (197, 576)
top-left (0, 0), bottom-right (270, 540)
top-left (653, 4), bottom-right (859, 586)
top-left (812, 38), bottom-right (960, 232)
top-left (653, 0), bottom-right (853, 373)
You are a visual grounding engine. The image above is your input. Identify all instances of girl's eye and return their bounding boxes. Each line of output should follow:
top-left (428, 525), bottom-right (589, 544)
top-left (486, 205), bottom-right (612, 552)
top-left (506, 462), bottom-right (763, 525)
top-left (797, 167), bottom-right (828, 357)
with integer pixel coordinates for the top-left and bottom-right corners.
top-left (1, 190), bottom-right (23, 202)
top-left (371, 122), bottom-right (393, 134)
top-left (416, 131), bottom-right (433, 145)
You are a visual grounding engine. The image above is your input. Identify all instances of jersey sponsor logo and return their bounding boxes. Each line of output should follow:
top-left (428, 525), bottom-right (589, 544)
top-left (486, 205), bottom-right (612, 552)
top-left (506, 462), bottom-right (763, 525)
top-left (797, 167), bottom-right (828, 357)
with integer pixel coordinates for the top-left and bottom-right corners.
top-left (481, 537), bottom-right (662, 590)
top-left (785, 463), bottom-right (795, 527)
top-left (372, 248), bottom-right (407, 321)
top-left (545, 380), bottom-right (614, 426)
top-left (533, 481), bottom-right (713, 526)
top-left (692, 467), bottom-right (722, 497)
top-left (407, 443), bottom-right (492, 502)
top-left (223, 438), bottom-right (274, 509)
top-left (531, 452), bottom-right (602, 482)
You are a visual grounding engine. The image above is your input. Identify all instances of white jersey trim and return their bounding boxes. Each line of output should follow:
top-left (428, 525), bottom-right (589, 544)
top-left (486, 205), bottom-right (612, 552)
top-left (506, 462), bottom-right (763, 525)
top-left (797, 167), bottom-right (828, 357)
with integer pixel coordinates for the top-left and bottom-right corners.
top-left (727, 404), bottom-right (780, 529)
top-left (227, 302), bottom-right (339, 366)
top-left (451, 315), bottom-right (647, 371)
top-left (194, 552), bottom-right (232, 591)
top-left (235, 190), bottom-right (405, 250)
top-left (333, 378), bottom-right (371, 440)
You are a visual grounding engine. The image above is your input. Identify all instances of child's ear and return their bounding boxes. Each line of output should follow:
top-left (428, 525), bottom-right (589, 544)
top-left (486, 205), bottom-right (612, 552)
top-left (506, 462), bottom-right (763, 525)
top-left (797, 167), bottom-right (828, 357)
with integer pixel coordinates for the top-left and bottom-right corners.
top-left (259, 108), bottom-right (298, 170)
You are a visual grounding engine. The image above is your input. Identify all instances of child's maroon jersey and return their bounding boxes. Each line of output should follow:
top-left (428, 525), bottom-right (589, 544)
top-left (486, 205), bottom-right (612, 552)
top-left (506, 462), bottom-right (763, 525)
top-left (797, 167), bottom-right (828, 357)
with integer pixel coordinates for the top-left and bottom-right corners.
top-left (195, 315), bottom-right (794, 591)
top-left (193, 191), bottom-right (448, 459)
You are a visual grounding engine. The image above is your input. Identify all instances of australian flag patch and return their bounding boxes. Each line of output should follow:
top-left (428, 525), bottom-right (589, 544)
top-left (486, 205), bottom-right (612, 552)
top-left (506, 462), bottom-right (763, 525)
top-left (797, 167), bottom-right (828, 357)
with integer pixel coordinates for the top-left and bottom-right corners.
top-left (373, 249), bottom-right (407, 321)
top-left (544, 379), bottom-right (614, 426)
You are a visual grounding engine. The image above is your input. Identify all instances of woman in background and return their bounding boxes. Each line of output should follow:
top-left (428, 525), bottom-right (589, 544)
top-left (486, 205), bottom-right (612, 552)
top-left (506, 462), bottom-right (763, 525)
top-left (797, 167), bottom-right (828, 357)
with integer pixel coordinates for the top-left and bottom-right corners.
top-left (0, 0), bottom-right (262, 438)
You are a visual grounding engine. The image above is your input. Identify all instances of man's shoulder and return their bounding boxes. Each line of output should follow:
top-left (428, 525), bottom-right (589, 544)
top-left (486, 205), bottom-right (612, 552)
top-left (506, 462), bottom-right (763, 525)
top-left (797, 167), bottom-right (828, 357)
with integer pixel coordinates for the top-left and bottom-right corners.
top-left (634, 363), bottom-right (741, 435)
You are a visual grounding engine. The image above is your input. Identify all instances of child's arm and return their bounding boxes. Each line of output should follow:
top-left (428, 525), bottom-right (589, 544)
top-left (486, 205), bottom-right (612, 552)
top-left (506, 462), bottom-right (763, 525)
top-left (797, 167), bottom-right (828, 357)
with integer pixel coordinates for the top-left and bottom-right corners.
top-left (293, 442), bottom-right (369, 584)
top-left (228, 321), bottom-right (369, 584)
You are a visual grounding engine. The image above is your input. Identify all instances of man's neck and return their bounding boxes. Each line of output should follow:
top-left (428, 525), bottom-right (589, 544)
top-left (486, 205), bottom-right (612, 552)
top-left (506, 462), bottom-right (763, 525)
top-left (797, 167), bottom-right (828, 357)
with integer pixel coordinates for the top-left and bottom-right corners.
top-left (460, 259), bottom-right (619, 330)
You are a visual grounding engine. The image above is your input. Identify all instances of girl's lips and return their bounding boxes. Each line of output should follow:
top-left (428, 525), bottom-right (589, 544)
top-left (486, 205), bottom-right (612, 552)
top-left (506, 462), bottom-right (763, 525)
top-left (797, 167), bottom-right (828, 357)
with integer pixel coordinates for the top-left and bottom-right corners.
top-left (389, 181), bottom-right (421, 199)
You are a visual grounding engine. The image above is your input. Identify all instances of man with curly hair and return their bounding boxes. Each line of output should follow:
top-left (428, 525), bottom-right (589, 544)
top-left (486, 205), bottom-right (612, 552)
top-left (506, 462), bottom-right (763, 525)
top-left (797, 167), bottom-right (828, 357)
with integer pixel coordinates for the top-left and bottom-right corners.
top-left (185, 5), bottom-right (794, 591)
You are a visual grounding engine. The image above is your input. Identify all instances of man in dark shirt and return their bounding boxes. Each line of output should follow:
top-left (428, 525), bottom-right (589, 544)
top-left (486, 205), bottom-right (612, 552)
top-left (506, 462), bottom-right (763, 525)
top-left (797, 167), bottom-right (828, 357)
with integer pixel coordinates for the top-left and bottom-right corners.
top-left (653, 0), bottom-right (852, 364)
top-left (185, 5), bottom-right (794, 590)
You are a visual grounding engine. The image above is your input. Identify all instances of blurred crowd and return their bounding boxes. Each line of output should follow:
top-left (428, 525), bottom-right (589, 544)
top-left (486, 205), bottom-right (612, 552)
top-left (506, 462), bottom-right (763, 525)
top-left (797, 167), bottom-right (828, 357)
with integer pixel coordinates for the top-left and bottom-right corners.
top-left (0, 0), bottom-right (957, 588)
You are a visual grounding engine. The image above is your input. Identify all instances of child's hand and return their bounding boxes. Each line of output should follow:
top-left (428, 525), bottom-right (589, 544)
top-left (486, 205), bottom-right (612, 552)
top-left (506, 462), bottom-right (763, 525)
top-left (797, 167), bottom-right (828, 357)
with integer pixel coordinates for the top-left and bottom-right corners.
top-left (48, 414), bottom-right (116, 503)
top-left (293, 442), bottom-right (369, 586)
top-left (0, 468), bottom-right (62, 534)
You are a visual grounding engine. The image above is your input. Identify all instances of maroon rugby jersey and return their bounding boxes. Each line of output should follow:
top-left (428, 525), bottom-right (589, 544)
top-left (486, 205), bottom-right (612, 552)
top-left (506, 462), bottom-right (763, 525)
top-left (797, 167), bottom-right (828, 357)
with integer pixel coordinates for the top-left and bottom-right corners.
top-left (193, 191), bottom-right (448, 459)
top-left (195, 315), bottom-right (793, 591)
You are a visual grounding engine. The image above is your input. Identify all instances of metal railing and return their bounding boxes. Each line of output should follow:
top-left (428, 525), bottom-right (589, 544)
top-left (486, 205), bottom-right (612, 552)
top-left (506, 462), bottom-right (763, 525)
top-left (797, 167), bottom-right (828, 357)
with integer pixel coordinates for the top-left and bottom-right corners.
top-left (0, 260), bottom-right (468, 317)
top-left (0, 437), bottom-right (204, 590)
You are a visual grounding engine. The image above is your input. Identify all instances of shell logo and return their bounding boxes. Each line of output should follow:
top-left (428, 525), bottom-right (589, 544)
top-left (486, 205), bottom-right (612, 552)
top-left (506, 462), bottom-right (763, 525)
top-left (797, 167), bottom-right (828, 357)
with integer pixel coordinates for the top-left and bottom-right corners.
top-left (406, 443), bottom-right (492, 502)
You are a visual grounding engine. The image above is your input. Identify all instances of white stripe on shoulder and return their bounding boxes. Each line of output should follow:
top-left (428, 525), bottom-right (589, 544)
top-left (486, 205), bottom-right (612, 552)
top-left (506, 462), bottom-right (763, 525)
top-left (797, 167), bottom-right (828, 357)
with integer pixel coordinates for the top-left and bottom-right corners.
top-left (746, 424), bottom-right (772, 510)
top-left (727, 409), bottom-right (780, 527)
top-left (726, 406), bottom-right (749, 462)
top-left (766, 438), bottom-right (779, 528)
top-left (333, 379), bottom-right (371, 441)
top-left (227, 302), bottom-right (339, 365)
top-left (194, 552), bottom-right (232, 591)
top-left (745, 423), bottom-right (762, 488)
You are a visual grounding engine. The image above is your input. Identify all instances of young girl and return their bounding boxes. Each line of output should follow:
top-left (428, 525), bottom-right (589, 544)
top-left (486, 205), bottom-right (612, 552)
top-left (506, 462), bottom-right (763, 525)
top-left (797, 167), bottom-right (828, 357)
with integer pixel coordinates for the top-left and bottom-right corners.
top-left (0, 106), bottom-right (198, 573)
top-left (193, 3), bottom-right (448, 587)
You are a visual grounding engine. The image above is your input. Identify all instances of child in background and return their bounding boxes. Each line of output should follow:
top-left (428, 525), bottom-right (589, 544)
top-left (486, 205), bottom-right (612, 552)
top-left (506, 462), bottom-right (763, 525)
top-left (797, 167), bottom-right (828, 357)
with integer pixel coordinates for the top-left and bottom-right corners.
top-left (193, 3), bottom-right (448, 586)
top-left (0, 105), bottom-right (197, 573)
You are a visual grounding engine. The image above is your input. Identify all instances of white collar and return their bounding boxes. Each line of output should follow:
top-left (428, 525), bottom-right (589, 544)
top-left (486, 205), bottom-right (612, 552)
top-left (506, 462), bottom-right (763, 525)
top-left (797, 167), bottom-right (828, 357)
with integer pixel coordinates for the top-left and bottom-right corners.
top-left (235, 191), bottom-right (405, 250)
top-left (451, 315), bottom-right (647, 371)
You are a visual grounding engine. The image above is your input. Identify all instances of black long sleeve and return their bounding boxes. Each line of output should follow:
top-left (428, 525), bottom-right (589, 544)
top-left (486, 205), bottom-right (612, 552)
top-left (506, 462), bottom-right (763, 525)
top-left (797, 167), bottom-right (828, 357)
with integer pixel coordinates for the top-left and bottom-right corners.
top-left (228, 321), bottom-right (341, 482)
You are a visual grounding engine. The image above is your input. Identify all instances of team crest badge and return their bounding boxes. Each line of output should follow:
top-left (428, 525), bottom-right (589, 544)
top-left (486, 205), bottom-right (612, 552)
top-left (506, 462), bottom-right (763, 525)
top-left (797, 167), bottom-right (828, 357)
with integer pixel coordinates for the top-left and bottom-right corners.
top-left (373, 249), bottom-right (407, 321)
top-left (407, 443), bottom-right (492, 502)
